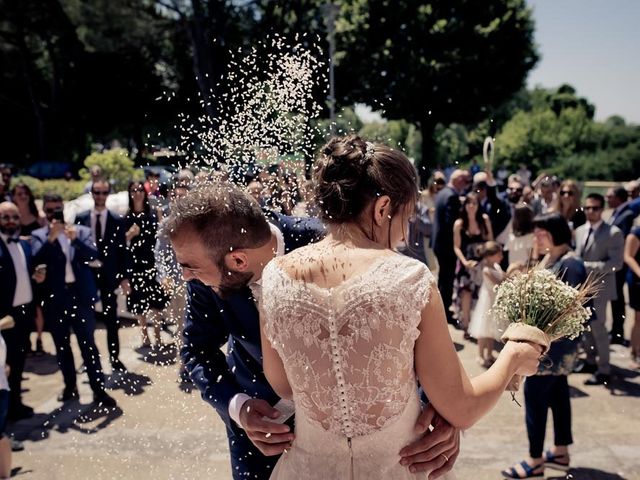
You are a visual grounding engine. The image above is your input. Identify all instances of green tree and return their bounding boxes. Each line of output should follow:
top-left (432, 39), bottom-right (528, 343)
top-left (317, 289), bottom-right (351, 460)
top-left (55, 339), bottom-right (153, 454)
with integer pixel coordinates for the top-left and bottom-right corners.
top-left (80, 148), bottom-right (141, 192)
top-left (336, 0), bottom-right (538, 180)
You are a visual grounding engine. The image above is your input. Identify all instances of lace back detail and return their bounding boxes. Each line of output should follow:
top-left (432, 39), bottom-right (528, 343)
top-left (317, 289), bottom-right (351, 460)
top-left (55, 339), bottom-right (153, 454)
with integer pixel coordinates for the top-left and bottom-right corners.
top-left (261, 254), bottom-right (434, 438)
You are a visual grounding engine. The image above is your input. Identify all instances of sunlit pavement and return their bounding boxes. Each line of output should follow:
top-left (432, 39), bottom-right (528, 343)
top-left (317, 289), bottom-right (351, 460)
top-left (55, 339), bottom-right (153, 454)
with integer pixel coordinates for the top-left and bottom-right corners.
top-left (9, 308), bottom-right (639, 480)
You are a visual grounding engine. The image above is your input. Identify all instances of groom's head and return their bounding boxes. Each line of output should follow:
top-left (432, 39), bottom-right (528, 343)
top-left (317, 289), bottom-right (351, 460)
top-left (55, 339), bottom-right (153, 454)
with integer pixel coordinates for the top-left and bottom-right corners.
top-left (163, 182), bottom-right (272, 296)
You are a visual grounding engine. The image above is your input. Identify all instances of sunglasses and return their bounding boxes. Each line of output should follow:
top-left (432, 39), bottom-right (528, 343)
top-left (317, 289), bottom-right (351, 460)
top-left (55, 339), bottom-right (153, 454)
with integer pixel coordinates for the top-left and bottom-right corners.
top-left (560, 190), bottom-right (574, 197)
top-left (44, 208), bottom-right (61, 214)
top-left (433, 179), bottom-right (446, 185)
top-left (0, 214), bottom-right (19, 221)
top-left (92, 190), bottom-right (110, 196)
top-left (507, 187), bottom-right (523, 193)
top-left (583, 206), bottom-right (602, 212)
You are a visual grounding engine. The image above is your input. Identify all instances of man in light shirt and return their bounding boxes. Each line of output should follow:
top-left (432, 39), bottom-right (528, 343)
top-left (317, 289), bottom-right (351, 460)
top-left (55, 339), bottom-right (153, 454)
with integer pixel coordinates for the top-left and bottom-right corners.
top-left (0, 202), bottom-right (45, 420)
top-left (31, 194), bottom-right (116, 407)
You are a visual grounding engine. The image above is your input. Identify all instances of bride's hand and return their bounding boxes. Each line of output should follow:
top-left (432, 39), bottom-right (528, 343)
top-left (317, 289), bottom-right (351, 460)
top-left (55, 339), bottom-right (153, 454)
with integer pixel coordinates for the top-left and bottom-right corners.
top-left (504, 341), bottom-right (544, 377)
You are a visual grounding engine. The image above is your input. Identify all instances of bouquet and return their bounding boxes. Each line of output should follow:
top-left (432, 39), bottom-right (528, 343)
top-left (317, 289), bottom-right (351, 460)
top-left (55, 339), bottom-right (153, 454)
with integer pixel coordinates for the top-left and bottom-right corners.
top-left (490, 263), bottom-right (597, 393)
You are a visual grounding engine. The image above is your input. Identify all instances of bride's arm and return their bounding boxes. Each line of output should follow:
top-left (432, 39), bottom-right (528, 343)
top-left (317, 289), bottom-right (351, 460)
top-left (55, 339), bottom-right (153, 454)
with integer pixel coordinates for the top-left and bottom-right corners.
top-left (414, 284), bottom-right (540, 430)
top-left (259, 307), bottom-right (293, 400)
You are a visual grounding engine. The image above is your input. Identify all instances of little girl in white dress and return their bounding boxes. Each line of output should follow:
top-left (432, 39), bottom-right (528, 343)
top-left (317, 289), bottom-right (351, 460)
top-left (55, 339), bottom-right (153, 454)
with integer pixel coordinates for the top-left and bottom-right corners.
top-left (468, 241), bottom-right (505, 368)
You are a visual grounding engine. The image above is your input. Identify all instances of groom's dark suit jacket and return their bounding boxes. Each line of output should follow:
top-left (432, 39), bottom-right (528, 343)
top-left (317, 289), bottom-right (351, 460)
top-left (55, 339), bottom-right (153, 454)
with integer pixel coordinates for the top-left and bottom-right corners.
top-left (181, 212), bottom-right (325, 434)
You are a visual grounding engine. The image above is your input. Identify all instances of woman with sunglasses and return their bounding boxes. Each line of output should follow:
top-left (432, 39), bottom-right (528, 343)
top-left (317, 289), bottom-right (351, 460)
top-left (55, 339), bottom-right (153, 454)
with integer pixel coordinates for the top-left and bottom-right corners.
top-left (121, 181), bottom-right (169, 348)
top-left (553, 180), bottom-right (586, 231)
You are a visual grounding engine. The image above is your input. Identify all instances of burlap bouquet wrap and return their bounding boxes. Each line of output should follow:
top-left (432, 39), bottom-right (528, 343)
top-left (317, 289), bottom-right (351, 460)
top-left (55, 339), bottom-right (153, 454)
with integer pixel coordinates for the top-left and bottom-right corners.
top-left (500, 323), bottom-right (551, 392)
top-left (500, 323), bottom-right (551, 354)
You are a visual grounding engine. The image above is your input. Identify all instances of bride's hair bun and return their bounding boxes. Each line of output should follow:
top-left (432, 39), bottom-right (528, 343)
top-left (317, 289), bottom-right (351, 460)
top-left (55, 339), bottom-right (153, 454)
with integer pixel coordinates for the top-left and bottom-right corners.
top-left (313, 134), bottom-right (418, 223)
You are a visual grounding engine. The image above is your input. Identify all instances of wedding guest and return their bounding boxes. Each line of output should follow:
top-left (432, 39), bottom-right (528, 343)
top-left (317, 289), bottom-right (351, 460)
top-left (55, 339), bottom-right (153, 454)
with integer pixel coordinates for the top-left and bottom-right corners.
top-left (432, 169), bottom-right (470, 324)
top-left (496, 176), bottom-right (525, 245)
top-left (0, 202), bottom-right (43, 421)
top-left (164, 180), bottom-right (460, 479)
top-left (247, 180), bottom-right (266, 205)
top-left (505, 204), bottom-right (535, 269)
top-left (452, 192), bottom-right (493, 334)
top-left (291, 179), bottom-right (319, 218)
top-left (626, 180), bottom-right (640, 200)
top-left (31, 195), bottom-right (116, 406)
top-left (574, 193), bottom-right (624, 386)
top-left (473, 171), bottom-right (511, 243)
top-left (530, 175), bottom-right (558, 215)
top-left (607, 187), bottom-right (636, 345)
top-left (155, 182), bottom-right (190, 351)
top-left (83, 165), bottom-right (104, 194)
top-left (0, 166), bottom-right (12, 202)
top-left (0, 326), bottom-right (12, 478)
top-left (418, 172), bottom-right (446, 275)
top-left (516, 164), bottom-right (532, 186)
top-left (553, 180), bottom-right (586, 231)
top-left (468, 241), bottom-right (504, 368)
top-left (624, 226), bottom-right (640, 369)
top-left (75, 179), bottom-right (128, 371)
top-left (8, 183), bottom-right (47, 355)
top-left (502, 213), bottom-right (584, 479)
top-left (10, 183), bottom-right (46, 236)
top-left (121, 181), bottom-right (169, 348)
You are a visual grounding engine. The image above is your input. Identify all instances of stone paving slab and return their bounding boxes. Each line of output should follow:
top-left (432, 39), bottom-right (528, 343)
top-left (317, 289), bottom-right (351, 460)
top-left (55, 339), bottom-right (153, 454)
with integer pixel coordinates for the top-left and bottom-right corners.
top-left (8, 313), bottom-right (640, 480)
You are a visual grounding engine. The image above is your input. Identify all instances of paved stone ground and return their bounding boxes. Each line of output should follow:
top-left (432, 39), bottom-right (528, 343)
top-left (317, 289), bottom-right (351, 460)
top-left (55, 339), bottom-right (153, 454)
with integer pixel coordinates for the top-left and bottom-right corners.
top-left (8, 309), bottom-right (640, 480)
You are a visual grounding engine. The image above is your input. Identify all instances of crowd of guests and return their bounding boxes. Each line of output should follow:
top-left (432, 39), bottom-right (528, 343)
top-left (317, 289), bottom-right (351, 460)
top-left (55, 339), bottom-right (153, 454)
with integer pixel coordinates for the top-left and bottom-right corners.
top-left (1, 156), bottom-right (640, 478)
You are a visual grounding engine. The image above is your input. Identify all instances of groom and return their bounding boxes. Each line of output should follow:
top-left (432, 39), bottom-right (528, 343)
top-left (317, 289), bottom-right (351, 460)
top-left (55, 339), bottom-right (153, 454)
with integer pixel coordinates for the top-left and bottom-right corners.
top-left (163, 182), bottom-right (460, 479)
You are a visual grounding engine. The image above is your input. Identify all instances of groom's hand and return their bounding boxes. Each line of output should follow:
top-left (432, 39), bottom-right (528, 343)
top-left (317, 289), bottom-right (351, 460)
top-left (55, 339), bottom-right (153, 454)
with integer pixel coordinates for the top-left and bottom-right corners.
top-left (399, 404), bottom-right (460, 478)
top-left (239, 399), bottom-right (295, 456)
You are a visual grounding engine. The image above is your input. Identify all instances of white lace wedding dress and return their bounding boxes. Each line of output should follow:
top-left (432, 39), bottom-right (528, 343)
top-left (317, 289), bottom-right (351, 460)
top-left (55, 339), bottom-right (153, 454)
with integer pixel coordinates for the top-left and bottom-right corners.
top-left (261, 253), bottom-right (455, 479)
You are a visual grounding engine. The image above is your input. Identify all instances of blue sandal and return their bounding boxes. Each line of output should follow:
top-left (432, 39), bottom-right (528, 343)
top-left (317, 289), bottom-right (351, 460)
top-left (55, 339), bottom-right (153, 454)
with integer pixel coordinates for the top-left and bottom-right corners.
top-left (544, 450), bottom-right (570, 471)
top-left (501, 461), bottom-right (544, 479)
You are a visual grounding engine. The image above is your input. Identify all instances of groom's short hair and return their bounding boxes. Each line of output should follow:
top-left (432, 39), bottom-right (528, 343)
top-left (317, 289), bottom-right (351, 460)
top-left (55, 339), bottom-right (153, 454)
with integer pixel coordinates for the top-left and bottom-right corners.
top-left (162, 181), bottom-right (272, 261)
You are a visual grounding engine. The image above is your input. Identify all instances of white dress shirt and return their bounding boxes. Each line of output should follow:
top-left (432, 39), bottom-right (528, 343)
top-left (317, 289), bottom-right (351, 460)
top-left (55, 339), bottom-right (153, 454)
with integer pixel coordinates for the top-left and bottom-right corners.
top-left (55, 232), bottom-right (77, 283)
top-left (0, 233), bottom-right (33, 306)
top-left (229, 223), bottom-right (285, 428)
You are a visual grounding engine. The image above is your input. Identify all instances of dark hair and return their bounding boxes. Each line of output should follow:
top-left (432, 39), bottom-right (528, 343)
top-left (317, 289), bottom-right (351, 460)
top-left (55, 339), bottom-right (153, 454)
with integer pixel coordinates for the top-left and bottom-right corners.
top-left (127, 181), bottom-right (150, 215)
top-left (585, 193), bottom-right (605, 208)
top-left (43, 193), bottom-right (63, 204)
top-left (313, 135), bottom-right (418, 224)
top-left (11, 182), bottom-right (39, 217)
top-left (480, 240), bottom-right (502, 259)
top-left (92, 178), bottom-right (111, 193)
top-left (533, 213), bottom-right (572, 246)
top-left (162, 182), bottom-right (271, 262)
top-left (512, 203), bottom-right (534, 237)
top-left (612, 187), bottom-right (628, 203)
top-left (461, 192), bottom-right (489, 237)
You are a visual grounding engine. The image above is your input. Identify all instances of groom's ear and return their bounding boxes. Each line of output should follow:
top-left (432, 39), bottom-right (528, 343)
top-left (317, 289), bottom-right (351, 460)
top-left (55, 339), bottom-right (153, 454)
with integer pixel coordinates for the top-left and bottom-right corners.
top-left (224, 251), bottom-right (250, 272)
top-left (372, 195), bottom-right (392, 226)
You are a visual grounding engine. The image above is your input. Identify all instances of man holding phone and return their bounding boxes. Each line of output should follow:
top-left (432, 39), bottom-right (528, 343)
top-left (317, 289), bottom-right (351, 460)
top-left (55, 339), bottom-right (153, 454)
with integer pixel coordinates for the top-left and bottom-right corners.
top-left (31, 194), bottom-right (116, 407)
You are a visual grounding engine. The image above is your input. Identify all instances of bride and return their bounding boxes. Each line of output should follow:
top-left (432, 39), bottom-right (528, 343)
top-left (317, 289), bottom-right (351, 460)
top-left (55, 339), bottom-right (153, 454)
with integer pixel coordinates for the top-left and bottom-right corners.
top-left (259, 135), bottom-right (541, 479)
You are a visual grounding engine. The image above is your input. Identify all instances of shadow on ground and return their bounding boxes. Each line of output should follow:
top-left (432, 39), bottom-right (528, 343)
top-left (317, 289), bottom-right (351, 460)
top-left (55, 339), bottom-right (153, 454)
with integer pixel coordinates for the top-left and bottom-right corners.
top-left (105, 370), bottom-right (153, 396)
top-left (135, 343), bottom-right (178, 367)
top-left (8, 401), bottom-right (122, 443)
top-left (24, 352), bottom-right (59, 376)
top-left (548, 467), bottom-right (628, 479)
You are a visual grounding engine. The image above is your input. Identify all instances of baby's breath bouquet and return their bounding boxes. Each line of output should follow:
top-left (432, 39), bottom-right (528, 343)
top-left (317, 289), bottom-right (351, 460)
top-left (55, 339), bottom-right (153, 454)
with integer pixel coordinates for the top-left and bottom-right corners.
top-left (490, 264), bottom-right (596, 392)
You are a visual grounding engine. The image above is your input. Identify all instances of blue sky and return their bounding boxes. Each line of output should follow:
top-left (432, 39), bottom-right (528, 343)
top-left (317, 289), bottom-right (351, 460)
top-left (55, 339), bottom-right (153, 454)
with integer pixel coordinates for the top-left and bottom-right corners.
top-left (527, 0), bottom-right (640, 124)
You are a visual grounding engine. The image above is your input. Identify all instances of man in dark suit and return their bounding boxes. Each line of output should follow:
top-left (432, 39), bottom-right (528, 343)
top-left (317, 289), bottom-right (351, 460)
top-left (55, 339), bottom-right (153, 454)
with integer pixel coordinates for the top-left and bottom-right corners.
top-left (574, 193), bottom-right (625, 386)
top-left (472, 170), bottom-right (512, 242)
top-left (75, 179), bottom-right (128, 370)
top-left (164, 183), bottom-right (460, 480)
top-left (431, 169), bottom-right (470, 323)
top-left (0, 202), bottom-right (44, 420)
top-left (31, 194), bottom-right (116, 406)
top-left (606, 187), bottom-right (636, 345)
